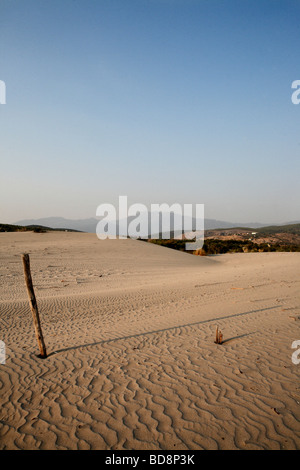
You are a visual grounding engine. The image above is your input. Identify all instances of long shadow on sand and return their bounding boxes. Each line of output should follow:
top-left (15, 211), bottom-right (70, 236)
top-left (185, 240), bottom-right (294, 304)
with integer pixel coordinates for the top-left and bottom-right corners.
top-left (47, 305), bottom-right (280, 358)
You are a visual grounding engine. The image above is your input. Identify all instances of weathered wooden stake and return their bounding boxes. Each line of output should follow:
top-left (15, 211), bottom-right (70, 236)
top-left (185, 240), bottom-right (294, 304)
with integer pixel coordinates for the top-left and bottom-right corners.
top-left (219, 330), bottom-right (223, 345)
top-left (215, 326), bottom-right (223, 345)
top-left (21, 253), bottom-right (47, 358)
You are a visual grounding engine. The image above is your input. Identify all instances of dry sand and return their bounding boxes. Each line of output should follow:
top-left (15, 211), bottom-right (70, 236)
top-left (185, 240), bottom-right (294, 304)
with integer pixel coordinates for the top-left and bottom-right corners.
top-left (0, 231), bottom-right (299, 450)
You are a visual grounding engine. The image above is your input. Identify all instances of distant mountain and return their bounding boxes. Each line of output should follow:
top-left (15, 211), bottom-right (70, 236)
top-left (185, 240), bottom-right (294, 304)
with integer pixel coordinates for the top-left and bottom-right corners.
top-left (15, 216), bottom-right (292, 235)
top-left (16, 217), bottom-right (97, 233)
top-left (204, 219), bottom-right (266, 230)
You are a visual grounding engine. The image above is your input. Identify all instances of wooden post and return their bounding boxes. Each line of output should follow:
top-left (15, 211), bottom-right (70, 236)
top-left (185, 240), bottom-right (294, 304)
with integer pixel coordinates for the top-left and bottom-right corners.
top-left (21, 253), bottom-right (47, 358)
top-left (215, 326), bottom-right (223, 345)
top-left (219, 330), bottom-right (223, 345)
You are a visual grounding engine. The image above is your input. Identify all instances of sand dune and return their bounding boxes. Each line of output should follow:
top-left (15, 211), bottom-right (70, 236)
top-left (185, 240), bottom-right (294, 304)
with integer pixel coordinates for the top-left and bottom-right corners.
top-left (0, 232), bottom-right (300, 450)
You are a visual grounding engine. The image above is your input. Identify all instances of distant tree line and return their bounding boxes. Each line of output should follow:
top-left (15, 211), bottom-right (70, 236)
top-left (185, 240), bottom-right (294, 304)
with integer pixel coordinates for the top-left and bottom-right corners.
top-left (146, 238), bottom-right (300, 254)
top-left (0, 224), bottom-right (77, 233)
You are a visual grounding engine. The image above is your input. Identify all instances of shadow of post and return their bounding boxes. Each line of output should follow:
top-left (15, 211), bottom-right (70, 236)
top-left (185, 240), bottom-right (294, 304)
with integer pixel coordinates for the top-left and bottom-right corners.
top-left (45, 305), bottom-right (280, 358)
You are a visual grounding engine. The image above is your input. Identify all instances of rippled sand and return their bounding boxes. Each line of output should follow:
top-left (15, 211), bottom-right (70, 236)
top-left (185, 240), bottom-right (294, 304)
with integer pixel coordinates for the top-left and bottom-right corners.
top-left (0, 231), bottom-right (300, 449)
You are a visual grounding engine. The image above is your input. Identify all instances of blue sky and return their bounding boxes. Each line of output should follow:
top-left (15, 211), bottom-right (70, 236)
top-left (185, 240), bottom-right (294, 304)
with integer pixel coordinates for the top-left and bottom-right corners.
top-left (1, 0), bottom-right (300, 224)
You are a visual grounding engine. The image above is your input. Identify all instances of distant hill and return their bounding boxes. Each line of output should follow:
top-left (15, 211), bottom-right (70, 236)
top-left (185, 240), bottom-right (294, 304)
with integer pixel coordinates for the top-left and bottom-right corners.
top-left (255, 223), bottom-right (300, 235)
top-left (203, 223), bottom-right (300, 249)
top-left (15, 217), bottom-right (96, 233)
top-left (205, 223), bottom-right (300, 237)
top-left (0, 223), bottom-right (80, 233)
top-left (13, 216), bottom-right (300, 237)
top-left (14, 216), bottom-right (269, 234)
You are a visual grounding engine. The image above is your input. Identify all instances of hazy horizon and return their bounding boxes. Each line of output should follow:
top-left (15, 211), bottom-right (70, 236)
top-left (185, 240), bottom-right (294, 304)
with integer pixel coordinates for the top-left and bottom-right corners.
top-left (1, 0), bottom-right (300, 225)
top-left (8, 213), bottom-right (300, 229)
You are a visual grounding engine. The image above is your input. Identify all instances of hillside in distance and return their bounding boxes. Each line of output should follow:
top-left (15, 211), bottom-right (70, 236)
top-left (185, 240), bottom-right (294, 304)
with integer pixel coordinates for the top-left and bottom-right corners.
top-left (14, 215), bottom-right (293, 234)
top-left (15, 217), bottom-right (97, 233)
top-left (147, 223), bottom-right (300, 255)
top-left (11, 217), bottom-right (300, 246)
top-left (0, 223), bottom-right (80, 233)
top-left (205, 223), bottom-right (300, 246)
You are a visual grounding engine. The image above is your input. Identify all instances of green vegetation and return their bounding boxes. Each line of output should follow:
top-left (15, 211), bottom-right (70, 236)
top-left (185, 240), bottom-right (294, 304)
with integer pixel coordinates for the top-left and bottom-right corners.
top-left (147, 238), bottom-right (300, 254)
top-left (146, 238), bottom-right (190, 252)
top-left (0, 223), bottom-right (79, 233)
top-left (200, 239), bottom-right (300, 254)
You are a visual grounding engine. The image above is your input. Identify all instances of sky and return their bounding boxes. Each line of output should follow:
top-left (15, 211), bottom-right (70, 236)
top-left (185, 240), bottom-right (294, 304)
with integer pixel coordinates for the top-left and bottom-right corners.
top-left (1, 0), bottom-right (300, 225)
